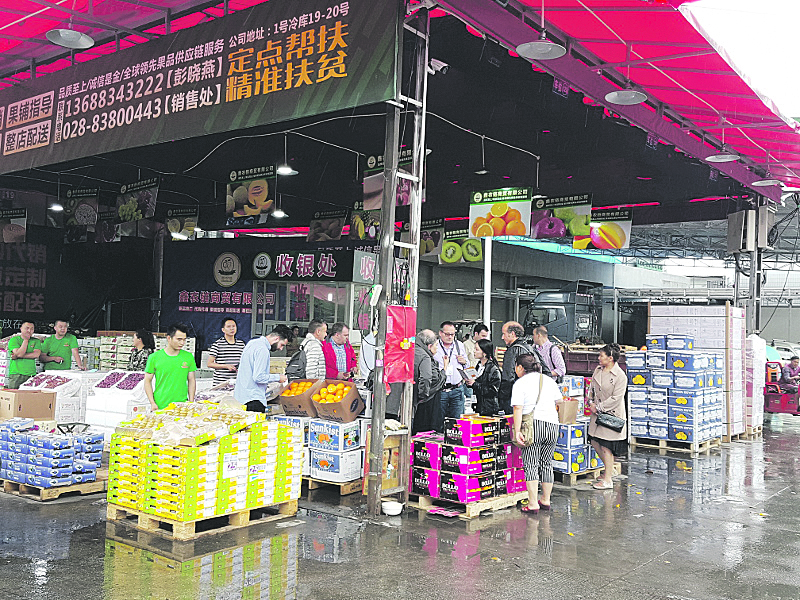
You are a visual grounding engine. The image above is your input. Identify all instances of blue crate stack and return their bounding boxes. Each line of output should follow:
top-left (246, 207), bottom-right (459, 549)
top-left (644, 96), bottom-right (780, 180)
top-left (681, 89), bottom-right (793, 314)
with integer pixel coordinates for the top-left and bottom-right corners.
top-left (552, 375), bottom-right (604, 475)
top-left (627, 334), bottom-right (725, 444)
top-left (0, 419), bottom-right (103, 488)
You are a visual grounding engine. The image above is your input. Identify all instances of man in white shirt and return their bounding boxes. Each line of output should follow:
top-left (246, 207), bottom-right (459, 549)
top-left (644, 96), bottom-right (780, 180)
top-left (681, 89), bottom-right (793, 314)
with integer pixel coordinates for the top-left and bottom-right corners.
top-left (463, 323), bottom-right (489, 368)
top-left (432, 321), bottom-right (469, 422)
top-left (302, 319), bottom-right (327, 379)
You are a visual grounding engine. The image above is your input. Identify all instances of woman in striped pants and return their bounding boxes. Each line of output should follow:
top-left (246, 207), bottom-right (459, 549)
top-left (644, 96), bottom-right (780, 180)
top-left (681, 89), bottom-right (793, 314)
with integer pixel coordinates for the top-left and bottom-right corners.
top-left (512, 353), bottom-right (562, 514)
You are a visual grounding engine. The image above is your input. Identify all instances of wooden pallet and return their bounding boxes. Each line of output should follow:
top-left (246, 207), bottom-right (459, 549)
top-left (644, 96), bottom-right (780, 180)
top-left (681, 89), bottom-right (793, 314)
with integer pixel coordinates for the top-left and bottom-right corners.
top-left (745, 425), bottom-right (763, 439)
top-left (409, 491), bottom-right (528, 520)
top-left (630, 435), bottom-right (721, 456)
top-left (1, 470), bottom-right (108, 502)
top-left (302, 476), bottom-right (363, 496)
top-left (106, 499), bottom-right (298, 542)
top-left (554, 467), bottom-right (603, 486)
top-left (722, 432), bottom-right (745, 443)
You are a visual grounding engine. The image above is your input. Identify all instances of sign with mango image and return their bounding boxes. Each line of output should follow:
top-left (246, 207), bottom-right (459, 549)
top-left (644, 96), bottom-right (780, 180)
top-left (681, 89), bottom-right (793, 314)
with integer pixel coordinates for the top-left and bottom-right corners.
top-left (573, 207), bottom-right (633, 250)
top-left (225, 166), bottom-right (276, 227)
top-left (469, 187), bottom-right (532, 239)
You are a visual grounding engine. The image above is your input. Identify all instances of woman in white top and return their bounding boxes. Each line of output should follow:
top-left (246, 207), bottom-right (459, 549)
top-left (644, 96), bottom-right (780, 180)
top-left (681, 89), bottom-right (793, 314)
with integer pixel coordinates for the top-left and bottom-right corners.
top-left (511, 353), bottom-right (561, 514)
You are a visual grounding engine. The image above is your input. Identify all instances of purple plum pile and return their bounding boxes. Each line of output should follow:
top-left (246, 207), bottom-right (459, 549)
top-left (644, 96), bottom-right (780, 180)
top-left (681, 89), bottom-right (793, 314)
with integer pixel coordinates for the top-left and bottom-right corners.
top-left (117, 373), bottom-right (145, 390)
top-left (43, 376), bottom-right (70, 389)
top-left (96, 371), bottom-right (125, 388)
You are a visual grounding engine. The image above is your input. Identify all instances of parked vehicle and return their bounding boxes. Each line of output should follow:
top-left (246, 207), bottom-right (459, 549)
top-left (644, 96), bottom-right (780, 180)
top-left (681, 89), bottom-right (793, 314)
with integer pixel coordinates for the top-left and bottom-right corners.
top-left (771, 340), bottom-right (800, 362)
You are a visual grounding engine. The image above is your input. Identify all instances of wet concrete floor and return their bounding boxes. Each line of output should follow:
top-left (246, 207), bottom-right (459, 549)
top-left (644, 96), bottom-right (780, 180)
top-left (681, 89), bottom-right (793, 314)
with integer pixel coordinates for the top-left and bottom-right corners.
top-left (2, 414), bottom-right (800, 600)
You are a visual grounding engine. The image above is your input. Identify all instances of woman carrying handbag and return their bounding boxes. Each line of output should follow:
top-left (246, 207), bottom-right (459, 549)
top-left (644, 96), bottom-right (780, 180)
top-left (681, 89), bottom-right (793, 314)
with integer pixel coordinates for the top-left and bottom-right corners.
top-left (466, 338), bottom-right (501, 416)
top-left (511, 353), bottom-right (561, 514)
top-left (587, 343), bottom-right (627, 490)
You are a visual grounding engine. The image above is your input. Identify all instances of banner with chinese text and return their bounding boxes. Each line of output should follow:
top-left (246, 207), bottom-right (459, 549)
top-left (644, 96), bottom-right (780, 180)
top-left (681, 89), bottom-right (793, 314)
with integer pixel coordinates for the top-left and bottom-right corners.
top-left (0, 0), bottom-right (399, 175)
top-left (63, 188), bottom-right (98, 244)
top-left (469, 187), bottom-right (532, 238)
top-left (225, 166), bottom-right (276, 227)
top-left (0, 208), bottom-right (26, 244)
top-left (0, 241), bottom-right (47, 318)
top-left (531, 193), bottom-right (593, 240)
top-left (573, 208), bottom-right (633, 250)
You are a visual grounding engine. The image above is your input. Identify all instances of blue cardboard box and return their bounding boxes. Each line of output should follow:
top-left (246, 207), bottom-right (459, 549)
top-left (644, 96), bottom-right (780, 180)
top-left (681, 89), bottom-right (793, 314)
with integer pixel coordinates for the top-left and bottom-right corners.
top-left (667, 351), bottom-right (709, 372)
top-left (629, 405), bottom-right (649, 421)
top-left (648, 404), bottom-right (669, 422)
top-left (27, 465), bottom-right (73, 478)
top-left (9, 452), bottom-right (28, 463)
top-left (28, 447), bottom-right (75, 459)
top-left (668, 405), bottom-right (698, 424)
top-left (10, 432), bottom-right (29, 444)
top-left (83, 452), bottom-right (102, 464)
top-left (5, 470), bottom-right (27, 483)
top-left (309, 419), bottom-right (363, 452)
top-left (28, 434), bottom-right (72, 450)
top-left (7, 462), bottom-right (28, 473)
top-left (73, 459), bottom-right (98, 473)
top-left (552, 446), bottom-right (589, 474)
top-left (80, 442), bottom-right (103, 454)
top-left (629, 388), bottom-right (649, 405)
top-left (650, 370), bottom-right (674, 389)
top-left (27, 455), bottom-right (74, 469)
top-left (646, 334), bottom-right (666, 349)
top-left (648, 387), bottom-right (668, 404)
top-left (672, 371), bottom-right (706, 390)
top-left (669, 388), bottom-right (704, 407)
top-left (27, 475), bottom-right (72, 488)
top-left (713, 370), bottom-right (724, 388)
top-left (669, 423), bottom-right (700, 443)
top-left (647, 422), bottom-right (669, 439)
top-left (627, 369), bottom-right (652, 387)
top-left (556, 423), bottom-right (588, 449)
top-left (71, 472), bottom-right (97, 484)
top-left (646, 350), bottom-right (668, 370)
top-left (630, 421), bottom-right (649, 437)
top-left (666, 334), bottom-right (694, 350)
top-left (74, 433), bottom-right (104, 445)
top-left (625, 351), bottom-right (647, 369)
top-left (588, 447), bottom-right (604, 469)
top-left (559, 375), bottom-right (585, 397)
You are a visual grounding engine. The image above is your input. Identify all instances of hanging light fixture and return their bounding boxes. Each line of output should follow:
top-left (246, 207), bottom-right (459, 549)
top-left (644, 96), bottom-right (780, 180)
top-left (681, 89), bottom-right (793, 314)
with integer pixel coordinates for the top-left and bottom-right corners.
top-left (515, 0), bottom-right (566, 61)
top-left (475, 136), bottom-right (488, 175)
top-left (751, 174), bottom-right (782, 187)
top-left (272, 194), bottom-right (287, 218)
top-left (277, 134), bottom-right (298, 176)
top-left (605, 45), bottom-right (647, 106)
top-left (49, 203), bottom-right (64, 212)
top-left (705, 123), bottom-right (740, 163)
top-left (46, 9), bottom-right (94, 50)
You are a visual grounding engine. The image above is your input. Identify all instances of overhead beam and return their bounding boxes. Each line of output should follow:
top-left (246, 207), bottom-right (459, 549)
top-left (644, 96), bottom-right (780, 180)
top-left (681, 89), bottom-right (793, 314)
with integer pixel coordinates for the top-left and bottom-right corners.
top-left (25, 0), bottom-right (158, 39)
top-left (642, 84), bottom-right (755, 100)
top-left (595, 50), bottom-right (716, 70)
top-left (437, 0), bottom-right (781, 202)
top-left (573, 38), bottom-right (711, 49)
top-left (0, 34), bottom-right (48, 44)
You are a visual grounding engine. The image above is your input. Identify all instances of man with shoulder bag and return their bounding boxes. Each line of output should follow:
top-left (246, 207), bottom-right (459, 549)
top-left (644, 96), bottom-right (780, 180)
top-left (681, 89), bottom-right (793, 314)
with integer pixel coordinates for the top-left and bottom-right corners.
top-left (498, 321), bottom-right (554, 414)
top-left (533, 326), bottom-right (566, 383)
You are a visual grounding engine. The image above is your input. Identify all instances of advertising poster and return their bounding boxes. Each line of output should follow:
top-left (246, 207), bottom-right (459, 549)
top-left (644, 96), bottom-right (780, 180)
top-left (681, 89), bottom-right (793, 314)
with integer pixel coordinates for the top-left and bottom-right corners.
top-left (165, 207), bottom-right (199, 241)
top-left (116, 178), bottom-right (158, 224)
top-left (440, 227), bottom-right (483, 265)
top-left (530, 193), bottom-right (592, 240)
top-left (225, 166), bottom-right (276, 227)
top-left (0, 0), bottom-right (399, 175)
top-left (63, 188), bottom-right (99, 244)
top-left (573, 208), bottom-right (633, 250)
top-left (469, 187), bottom-right (532, 238)
top-left (307, 208), bottom-right (348, 243)
top-left (95, 208), bottom-right (121, 244)
top-left (400, 218), bottom-right (444, 256)
top-left (348, 201), bottom-right (381, 241)
top-left (363, 148), bottom-right (424, 210)
top-left (0, 208), bottom-right (26, 243)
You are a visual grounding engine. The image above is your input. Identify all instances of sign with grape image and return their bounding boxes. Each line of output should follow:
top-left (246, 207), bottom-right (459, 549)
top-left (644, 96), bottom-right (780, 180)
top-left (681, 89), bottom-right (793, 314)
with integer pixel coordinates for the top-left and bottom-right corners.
top-left (115, 178), bottom-right (158, 224)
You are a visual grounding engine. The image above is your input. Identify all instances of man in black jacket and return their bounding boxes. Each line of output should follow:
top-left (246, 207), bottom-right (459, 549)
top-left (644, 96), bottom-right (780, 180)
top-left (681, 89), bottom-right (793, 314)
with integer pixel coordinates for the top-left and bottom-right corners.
top-left (411, 329), bottom-right (447, 433)
top-left (498, 321), bottom-right (535, 414)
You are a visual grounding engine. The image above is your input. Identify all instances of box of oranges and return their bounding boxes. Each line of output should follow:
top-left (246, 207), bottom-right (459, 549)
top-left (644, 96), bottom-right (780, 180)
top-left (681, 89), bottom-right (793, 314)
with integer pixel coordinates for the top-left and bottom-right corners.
top-left (311, 380), bottom-right (365, 424)
top-left (278, 379), bottom-right (323, 418)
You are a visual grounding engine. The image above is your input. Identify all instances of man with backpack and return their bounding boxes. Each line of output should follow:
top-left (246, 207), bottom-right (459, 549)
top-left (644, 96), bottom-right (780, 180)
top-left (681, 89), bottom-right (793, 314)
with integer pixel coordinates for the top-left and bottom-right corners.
top-left (498, 321), bottom-right (554, 414)
top-left (533, 326), bottom-right (566, 383)
top-left (234, 324), bottom-right (293, 411)
top-left (285, 319), bottom-right (327, 381)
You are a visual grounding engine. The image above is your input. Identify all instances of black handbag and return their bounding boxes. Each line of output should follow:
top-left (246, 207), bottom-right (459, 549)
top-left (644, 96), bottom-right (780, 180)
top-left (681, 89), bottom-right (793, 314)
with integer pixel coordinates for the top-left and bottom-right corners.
top-left (596, 411), bottom-right (625, 433)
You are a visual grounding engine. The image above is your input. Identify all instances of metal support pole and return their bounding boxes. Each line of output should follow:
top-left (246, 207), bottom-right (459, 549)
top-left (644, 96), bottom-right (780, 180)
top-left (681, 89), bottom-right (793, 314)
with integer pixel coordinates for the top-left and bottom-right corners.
top-left (165, 8), bottom-right (172, 34)
top-left (367, 0), bottom-right (405, 518)
top-left (748, 203), bottom-right (763, 334)
top-left (29, 59), bottom-right (35, 79)
top-left (483, 238), bottom-right (492, 327)
top-left (733, 262), bottom-right (741, 308)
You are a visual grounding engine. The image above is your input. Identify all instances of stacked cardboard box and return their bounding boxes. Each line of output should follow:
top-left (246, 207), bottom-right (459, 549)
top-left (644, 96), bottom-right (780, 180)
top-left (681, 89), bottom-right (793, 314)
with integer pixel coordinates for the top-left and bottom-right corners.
top-left (86, 370), bottom-right (149, 440)
top-left (77, 337), bottom-right (100, 370)
top-left (274, 415), bottom-right (311, 477)
top-left (649, 304), bottom-right (746, 438)
top-left (100, 335), bottom-right (135, 370)
top-left (626, 338), bottom-right (724, 444)
top-left (552, 420), bottom-right (604, 474)
top-left (108, 411), bottom-right (303, 521)
top-left (744, 334), bottom-right (766, 431)
top-left (0, 420), bottom-right (101, 487)
top-left (410, 416), bottom-right (525, 501)
top-left (307, 418), bottom-right (364, 482)
top-left (0, 347), bottom-right (8, 388)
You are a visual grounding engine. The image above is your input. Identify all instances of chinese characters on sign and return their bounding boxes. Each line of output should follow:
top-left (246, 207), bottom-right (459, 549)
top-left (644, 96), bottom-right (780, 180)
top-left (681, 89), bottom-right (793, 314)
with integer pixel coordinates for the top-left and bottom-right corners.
top-left (0, 242), bottom-right (47, 315)
top-left (177, 289), bottom-right (254, 314)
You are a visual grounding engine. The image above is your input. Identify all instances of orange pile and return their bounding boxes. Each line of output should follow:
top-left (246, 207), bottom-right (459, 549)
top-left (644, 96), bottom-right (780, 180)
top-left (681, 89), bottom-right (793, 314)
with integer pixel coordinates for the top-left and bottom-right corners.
top-left (313, 382), bottom-right (352, 404)
top-left (281, 381), bottom-right (314, 397)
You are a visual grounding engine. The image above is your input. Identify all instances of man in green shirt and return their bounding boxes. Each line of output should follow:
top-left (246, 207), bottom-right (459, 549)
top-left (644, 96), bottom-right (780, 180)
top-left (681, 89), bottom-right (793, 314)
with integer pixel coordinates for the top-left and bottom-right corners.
top-left (7, 321), bottom-right (42, 389)
top-left (144, 323), bottom-right (197, 410)
top-left (40, 319), bottom-right (85, 371)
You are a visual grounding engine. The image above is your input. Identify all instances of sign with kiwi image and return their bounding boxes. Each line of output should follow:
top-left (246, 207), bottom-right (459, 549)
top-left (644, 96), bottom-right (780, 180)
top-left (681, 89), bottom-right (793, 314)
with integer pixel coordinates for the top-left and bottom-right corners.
top-left (573, 208), bottom-right (632, 250)
top-left (0, 208), bottom-right (26, 244)
top-left (307, 209), bottom-right (348, 243)
top-left (530, 193), bottom-right (592, 240)
top-left (225, 166), bottom-right (276, 227)
top-left (166, 207), bottom-right (199, 242)
top-left (439, 228), bottom-right (483, 265)
top-left (469, 188), bottom-right (532, 239)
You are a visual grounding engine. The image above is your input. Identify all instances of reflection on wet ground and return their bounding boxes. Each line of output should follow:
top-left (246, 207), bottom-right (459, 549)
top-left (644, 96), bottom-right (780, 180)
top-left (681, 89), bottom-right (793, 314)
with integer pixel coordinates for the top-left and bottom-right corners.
top-left (4, 414), bottom-right (800, 599)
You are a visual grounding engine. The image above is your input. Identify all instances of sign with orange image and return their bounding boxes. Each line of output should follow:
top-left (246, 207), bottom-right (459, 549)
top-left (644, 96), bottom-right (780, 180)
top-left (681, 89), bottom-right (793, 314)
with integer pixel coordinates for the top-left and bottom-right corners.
top-left (469, 187), bottom-right (532, 239)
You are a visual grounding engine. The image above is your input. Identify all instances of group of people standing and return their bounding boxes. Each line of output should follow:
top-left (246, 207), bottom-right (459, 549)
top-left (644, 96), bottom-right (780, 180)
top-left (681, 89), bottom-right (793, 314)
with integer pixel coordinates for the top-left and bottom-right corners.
top-left (5, 319), bottom-right (86, 390)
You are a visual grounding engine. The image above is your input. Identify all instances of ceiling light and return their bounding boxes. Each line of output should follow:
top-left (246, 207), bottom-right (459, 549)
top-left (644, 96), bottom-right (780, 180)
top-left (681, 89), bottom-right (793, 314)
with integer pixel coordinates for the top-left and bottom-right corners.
top-left (475, 135), bottom-right (488, 175)
top-left (751, 177), bottom-right (782, 187)
top-left (706, 142), bottom-right (740, 163)
top-left (605, 86), bottom-right (648, 106)
top-left (272, 208), bottom-right (287, 218)
top-left (46, 28), bottom-right (94, 50)
top-left (515, 1), bottom-right (566, 61)
top-left (278, 134), bottom-right (298, 176)
top-left (49, 203), bottom-right (63, 212)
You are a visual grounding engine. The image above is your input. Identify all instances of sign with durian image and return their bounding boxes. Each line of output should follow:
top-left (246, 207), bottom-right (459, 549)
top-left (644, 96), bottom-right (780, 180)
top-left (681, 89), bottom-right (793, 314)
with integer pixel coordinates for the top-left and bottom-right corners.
top-left (307, 209), bottom-right (348, 243)
top-left (63, 187), bottom-right (98, 244)
top-left (225, 166), bottom-right (276, 227)
top-left (115, 178), bottom-right (158, 224)
top-left (166, 207), bottom-right (199, 242)
top-left (469, 188), bottom-right (532, 238)
top-left (573, 208), bottom-right (632, 250)
top-left (0, 208), bottom-right (26, 244)
top-left (440, 228), bottom-right (483, 265)
top-left (530, 193), bottom-right (592, 240)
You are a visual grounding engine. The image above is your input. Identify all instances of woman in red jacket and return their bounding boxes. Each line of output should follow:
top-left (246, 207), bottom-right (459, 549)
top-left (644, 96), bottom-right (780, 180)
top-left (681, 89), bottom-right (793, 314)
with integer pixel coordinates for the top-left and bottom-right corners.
top-left (322, 322), bottom-right (358, 380)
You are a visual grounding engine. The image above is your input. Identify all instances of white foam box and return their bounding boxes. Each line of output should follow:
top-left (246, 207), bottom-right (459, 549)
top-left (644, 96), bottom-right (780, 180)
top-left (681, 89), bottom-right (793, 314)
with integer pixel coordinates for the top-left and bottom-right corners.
top-left (309, 448), bottom-right (363, 483)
